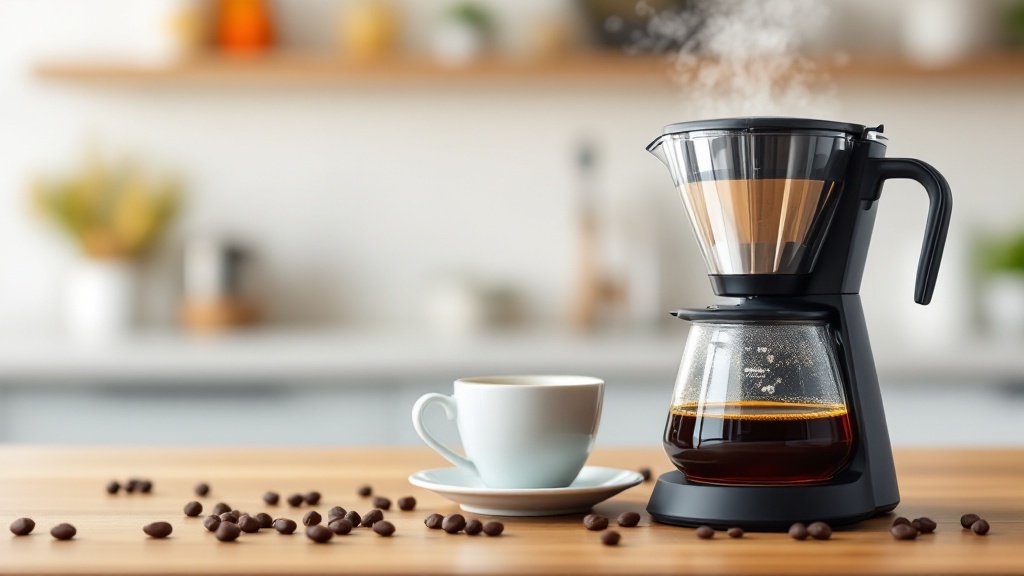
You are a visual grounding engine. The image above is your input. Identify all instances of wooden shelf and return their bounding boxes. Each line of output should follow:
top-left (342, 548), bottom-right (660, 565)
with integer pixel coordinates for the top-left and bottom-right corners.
top-left (33, 51), bottom-right (1024, 86)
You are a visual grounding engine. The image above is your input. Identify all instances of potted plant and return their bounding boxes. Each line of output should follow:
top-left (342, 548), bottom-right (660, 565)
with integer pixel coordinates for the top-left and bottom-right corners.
top-left (32, 154), bottom-right (179, 341)
top-left (431, 2), bottom-right (494, 66)
top-left (977, 230), bottom-right (1024, 338)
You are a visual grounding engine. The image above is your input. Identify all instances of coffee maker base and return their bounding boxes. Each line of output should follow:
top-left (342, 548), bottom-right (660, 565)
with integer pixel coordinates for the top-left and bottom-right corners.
top-left (647, 471), bottom-right (898, 532)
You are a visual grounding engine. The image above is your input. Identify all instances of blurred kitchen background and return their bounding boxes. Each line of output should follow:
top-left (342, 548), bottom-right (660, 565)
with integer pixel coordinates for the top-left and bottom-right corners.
top-left (0, 0), bottom-right (1023, 447)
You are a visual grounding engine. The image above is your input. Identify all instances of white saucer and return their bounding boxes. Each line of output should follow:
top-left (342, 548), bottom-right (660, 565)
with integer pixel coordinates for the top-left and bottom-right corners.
top-left (408, 466), bottom-right (644, 516)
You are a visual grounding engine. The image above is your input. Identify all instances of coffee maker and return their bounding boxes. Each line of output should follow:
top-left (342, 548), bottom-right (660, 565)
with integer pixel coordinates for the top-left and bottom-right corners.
top-left (645, 118), bottom-right (952, 530)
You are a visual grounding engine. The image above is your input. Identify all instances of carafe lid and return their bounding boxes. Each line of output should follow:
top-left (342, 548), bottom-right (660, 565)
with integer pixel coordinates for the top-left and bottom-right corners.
top-left (672, 302), bottom-right (835, 323)
top-left (656, 117), bottom-right (877, 140)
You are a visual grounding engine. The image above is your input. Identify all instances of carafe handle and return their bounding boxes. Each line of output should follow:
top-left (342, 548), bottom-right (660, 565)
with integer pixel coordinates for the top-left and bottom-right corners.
top-left (862, 158), bottom-right (952, 305)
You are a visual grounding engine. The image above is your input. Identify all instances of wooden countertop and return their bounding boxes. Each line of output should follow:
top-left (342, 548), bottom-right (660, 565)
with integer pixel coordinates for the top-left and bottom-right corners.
top-left (1, 447), bottom-right (1021, 575)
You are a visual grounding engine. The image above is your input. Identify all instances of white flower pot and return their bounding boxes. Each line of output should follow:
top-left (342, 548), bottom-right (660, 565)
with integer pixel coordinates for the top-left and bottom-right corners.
top-left (982, 272), bottom-right (1024, 339)
top-left (65, 259), bottom-right (136, 342)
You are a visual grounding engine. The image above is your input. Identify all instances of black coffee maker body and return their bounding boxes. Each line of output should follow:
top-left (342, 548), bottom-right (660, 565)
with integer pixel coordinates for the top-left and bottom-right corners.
top-left (646, 118), bottom-right (952, 530)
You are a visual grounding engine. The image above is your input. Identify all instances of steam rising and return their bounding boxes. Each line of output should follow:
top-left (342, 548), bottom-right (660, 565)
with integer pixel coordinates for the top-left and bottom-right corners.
top-left (629, 0), bottom-right (839, 118)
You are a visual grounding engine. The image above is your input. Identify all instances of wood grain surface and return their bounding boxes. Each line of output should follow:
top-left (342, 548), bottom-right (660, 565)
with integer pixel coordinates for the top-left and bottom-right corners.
top-left (1, 447), bottom-right (1021, 575)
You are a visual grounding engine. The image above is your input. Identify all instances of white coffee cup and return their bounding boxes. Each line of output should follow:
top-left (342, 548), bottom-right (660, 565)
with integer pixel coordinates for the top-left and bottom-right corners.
top-left (412, 375), bottom-right (604, 489)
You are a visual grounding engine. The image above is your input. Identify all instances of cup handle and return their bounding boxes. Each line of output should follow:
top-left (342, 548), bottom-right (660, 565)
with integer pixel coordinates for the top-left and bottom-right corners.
top-left (412, 393), bottom-right (477, 475)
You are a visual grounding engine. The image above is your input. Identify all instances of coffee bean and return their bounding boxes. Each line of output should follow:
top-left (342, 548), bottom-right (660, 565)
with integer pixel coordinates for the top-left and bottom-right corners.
top-left (911, 517), bottom-right (937, 534)
top-left (357, 485), bottom-right (372, 497)
top-left (971, 519), bottom-right (990, 535)
top-left (194, 483), bottom-right (210, 497)
top-left (617, 512), bottom-right (641, 528)
top-left (303, 511), bottom-right (322, 527)
top-left (424, 513), bottom-right (444, 529)
top-left (372, 496), bottom-right (391, 511)
top-left (601, 530), bottom-right (621, 546)
top-left (239, 515), bottom-right (260, 533)
top-left (727, 527), bottom-right (744, 538)
top-left (482, 521), bottom-right (504, 536)
top-left (442, 513), bottom-right (466, 534)
top-left (139, 480), bottom-right (153, 494)
top-left (960, 513), bottom-right (980, 529)
top-left (327, 506), bottom-right (346, 522)
top-left (583, 514), bottom-right (609, 531)
top-left (212, 503), bottom-right (231, 516)
top-left (106, 480), bottom-right (120, 495)
top-left (143, 522), bottom-right (172, 539)
top-left (344, 510), bottom-right (361, 527)
top-left (329, 519), bottom-right (353, 535)
top-left (215, 522), bottom-right (241, 542)
top-left (203, 515), bottom-right (221, 532)
top-left (373, 520), bottom-right (395, 536)
top-left (287, 494), bottom-right (303, 507)
top-left (695, 525), bottom-right (714, 539)
top-left (125, 479), bottom-right (138, 493)
top-left (807, 521), bottom-right (831, 540)
top-left (638, 467), bottom-right (652, 482)
top-left (464, 519), bottom-right (483, 535)
top-left (219, 512), bottom-right (238, 524)
top-left (397, 496), bottom-right (416, 511)
top-left (256, 513), bottom-right (273, 529)
top-left (231, 509), bottom-right (241, 516)
top-left (263, 492), bottom-right (279, 506)
top-left (50, 523), bottom-right (76, 540)
top-left (891, 523), bottom-right (918, 540)
top-left (305, 491), bottom-right (321, 506)
top-left (274, 518), bottom-right (297, 535)
top-left (9, 517), bottom-right (34, 536)
top-left (789, 523), bottom-right (809, 540)
top-left (361, 509), bottom-right (384, 528)
top-left (892, 516), bottom-right (910, 527)
top-left (306, 525), bottom-right (333, 543)
top-left (183, 501), bottom-right (203, 517)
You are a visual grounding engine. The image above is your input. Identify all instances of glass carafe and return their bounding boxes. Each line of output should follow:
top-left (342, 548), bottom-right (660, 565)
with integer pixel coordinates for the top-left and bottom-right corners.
top-left (664, 319), bottom-right (854, 485)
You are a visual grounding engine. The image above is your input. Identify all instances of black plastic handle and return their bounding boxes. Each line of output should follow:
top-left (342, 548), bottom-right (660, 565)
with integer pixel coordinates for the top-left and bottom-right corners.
top-left (862, 158), bottom-right (952, 305)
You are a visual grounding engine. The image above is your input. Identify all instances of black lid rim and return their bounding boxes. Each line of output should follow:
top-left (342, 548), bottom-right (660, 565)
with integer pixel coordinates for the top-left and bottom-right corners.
top-left (671, 305), bottom-right (835, 323)
top-left (662, 117), bottom-right (869, 136)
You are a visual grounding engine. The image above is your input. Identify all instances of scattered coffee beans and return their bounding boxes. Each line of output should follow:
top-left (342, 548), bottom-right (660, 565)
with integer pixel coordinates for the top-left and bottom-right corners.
top-left (106, 480), bottom-right (120, 495)
top-left (329, 519), bottom-right (353, 535)
top-left (601, 530), bottom-right (621, 546)
top-left (892, 516), bottom-right (910, 527)
top-left (891, 523), bottom-right (918, 540)
top-left (183, 501), bottom-right (203, 517)
top-left (372, 496), bottom-right (391, 511)
top-left (256, 513), bottom-right (273, 529)
top-left (215, 522), bottom-right (241, 542)
top-left (357, 485), bottom-right (372, 497)
top-left (464, 519), bottom-right (483, 535)
top-left (306, 525), bottom-right (333, 543)
top-left (373, 520), bottom-right (395, 536)
top-left (960, 513), bottom-right (980, 529)
top-left (616, 512), bottom-right (641, 528)
top-left (424, 513), bottom-right (444, 529)
top-left (305, 491), bottom-right (321, 506)
top-left (9, 517), bottom-right (34, 536)
top-left (971, 519), bottom-right (990, 536)
top-left (203, 515), bottom-right (221, 532)
top-left (808, 522), bottom-right (832, 540)
top-left (638, 467), bottom-right (652, 482)
top-left (912, 517), bottom-right (937, 534)
top-left (219, 512), bottom-right (239, 524)
top-left (194, 482), bottom-right (210, 497)
top-left (442, 513), bottom-right (466, 534)
top-left (50, 523), bottom-right (76, 540)
top-left (303, 511), bottom-right (322, 527)
top-left (361, 509), bottom-right (384, 528)
top-left (482, 521), bottom-right (504, 537)
top-left (327, 506), bottom-right (346, 522)
top-left (239, 515), bottom-right (260, 533)
top-left (695, 525), bottom-right (714, 539)
top-left (139, 480), bottom-right (153, 494)
top-left (727, 527), bottom-right (744, 539)
top-left (287, 494), bottom-right (303, 507)
top-left (143, 522), bottom-right (173, 539)
top-left (344, 510), bottom-right (362, 527)
top-left (263, 492), bottom-right (279, 506)
top-left (274, 518), bottom-right (297, 535)
top-left (397, 496), bottom-right (416, 511)
top-left (789, 523), bottom-right (809, 540)
top-left (212, 503), bottom-right (231, 516)
top-left (584, 515), bottom-right (610, 531)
